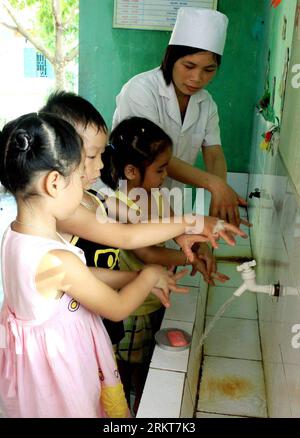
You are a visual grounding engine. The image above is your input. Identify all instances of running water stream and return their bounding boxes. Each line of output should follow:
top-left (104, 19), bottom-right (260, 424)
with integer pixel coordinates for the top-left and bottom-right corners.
top-left (196, 293), bottom-right (238, 355)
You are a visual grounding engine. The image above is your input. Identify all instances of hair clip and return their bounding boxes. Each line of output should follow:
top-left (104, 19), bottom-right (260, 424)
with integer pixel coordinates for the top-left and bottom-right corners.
top-left (14, 130), bottom-right (33, 152)
top-left (107, 142), bottom-right (115, 150)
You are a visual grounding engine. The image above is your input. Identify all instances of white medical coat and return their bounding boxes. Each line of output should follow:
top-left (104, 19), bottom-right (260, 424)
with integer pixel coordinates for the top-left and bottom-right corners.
top-left (112, 67), bottom-right (221, 192)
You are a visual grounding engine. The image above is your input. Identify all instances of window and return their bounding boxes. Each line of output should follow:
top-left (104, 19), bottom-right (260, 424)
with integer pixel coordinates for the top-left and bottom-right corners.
top-left (36, 52), bottom-right (47, 77)
top-left (24, 47), bottom-right (54, 78)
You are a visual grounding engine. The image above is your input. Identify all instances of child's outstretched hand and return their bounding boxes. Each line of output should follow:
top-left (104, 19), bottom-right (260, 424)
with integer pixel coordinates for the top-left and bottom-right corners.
top-left (147, 265), bottom-right (189, 308)
top-left (175, 215), bottom-right (248, 263)
top-left (190, 243), bottom-right (230, 286)
top-left (201, 216), bottom-right (248, 249)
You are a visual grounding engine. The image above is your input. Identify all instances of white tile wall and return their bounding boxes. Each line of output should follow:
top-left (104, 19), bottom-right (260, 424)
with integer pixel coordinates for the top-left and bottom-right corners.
top-left (203, 316), bottom-right (261, 361)
top-left (249, 111), bottom-right (300, 417)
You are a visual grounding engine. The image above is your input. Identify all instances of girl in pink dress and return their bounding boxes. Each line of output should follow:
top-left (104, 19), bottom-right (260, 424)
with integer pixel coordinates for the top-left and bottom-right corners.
top-left (0, 112), bottom-right (182, 418)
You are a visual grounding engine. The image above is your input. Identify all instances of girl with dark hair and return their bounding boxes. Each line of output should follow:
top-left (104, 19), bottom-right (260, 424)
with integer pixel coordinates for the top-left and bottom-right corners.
top-left (0, 112), bottom-right (186, 418)
top-left (113, 7), bottom-right (250, 229)
top-left (101, 116), bottom-right (230, 415)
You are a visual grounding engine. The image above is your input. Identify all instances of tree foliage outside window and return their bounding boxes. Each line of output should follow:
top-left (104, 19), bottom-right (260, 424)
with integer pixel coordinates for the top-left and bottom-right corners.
top-left (0, 0), bottom-right (79, 90)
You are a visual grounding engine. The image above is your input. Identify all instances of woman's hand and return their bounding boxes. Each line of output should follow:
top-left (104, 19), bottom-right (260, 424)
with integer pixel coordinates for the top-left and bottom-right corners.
top-left (145, 265), bottom-right (189, 308)
top-left (209, 182), bottom-right (252, 228)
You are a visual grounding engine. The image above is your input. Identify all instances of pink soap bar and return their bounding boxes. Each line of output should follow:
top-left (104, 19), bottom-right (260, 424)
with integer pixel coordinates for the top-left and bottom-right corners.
top-left (167, 330), bottom-right (188, 347)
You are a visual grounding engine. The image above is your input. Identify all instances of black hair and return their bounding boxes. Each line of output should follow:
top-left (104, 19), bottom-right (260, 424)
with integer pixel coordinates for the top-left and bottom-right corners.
top-left (101, 117), bottom-right (172, 191)
top-left (0, 112), bottom-right (82, 198)
top-left (40, 90), bottom-right (107, 133)
top-left (160, 45), bottom-right (221, 85)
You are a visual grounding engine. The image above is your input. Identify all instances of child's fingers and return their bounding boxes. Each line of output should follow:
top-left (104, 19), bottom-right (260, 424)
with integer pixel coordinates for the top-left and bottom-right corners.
top-left (152, 287), bottom-right (170, 308)
top-left (218, 229), bottom-right (236, 246)
top-left (180, 235), bottom-right (211, 263)
top-left (173, 268), bottom-right (189, 281)
top-left (169, 284), bottom-right (189, 294)
top-left (206, 232), bottom-right (219, 249)
top-left (211, 272), bottom-right (230, 283)
top-left (224, 223), bottom-right (248, 238)
top-left (239, 218), bottom-right (252, 229)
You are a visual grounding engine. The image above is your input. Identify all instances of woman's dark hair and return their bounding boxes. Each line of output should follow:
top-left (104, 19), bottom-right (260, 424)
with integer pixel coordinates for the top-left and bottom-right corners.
top-left (101, 117), bottom-right (172, 191)
top-left (160, 45), bottom-right (221, 85)
top-left (0, 112), bottom-right (82, 198)
top-left (41, 90), bottom-right (107, 133)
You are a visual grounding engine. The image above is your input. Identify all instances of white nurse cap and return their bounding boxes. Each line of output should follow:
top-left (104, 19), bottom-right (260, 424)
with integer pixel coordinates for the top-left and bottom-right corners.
top-left (169, 7), bottom-right (229, 56)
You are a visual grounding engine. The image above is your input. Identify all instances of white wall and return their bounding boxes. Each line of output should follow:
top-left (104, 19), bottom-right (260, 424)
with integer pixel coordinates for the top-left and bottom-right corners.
top-left (0, 26), bottom-right (55, 125)
top-left (249, 109), bottom-right (300, 417)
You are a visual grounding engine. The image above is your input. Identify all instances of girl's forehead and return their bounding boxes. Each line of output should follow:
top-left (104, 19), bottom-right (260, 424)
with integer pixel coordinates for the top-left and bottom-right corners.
top-left (152, 146), bottom-right (172, 164)
top-left (79, 125), bottom-right (107, 150)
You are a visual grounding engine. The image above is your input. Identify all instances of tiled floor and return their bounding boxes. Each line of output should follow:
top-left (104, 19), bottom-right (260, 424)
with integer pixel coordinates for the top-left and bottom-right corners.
top-left (196, 237), bottom-right (268, 418)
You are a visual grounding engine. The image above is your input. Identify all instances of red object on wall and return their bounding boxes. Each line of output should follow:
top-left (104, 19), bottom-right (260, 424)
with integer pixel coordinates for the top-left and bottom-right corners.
top-left (271, 0), bottom-right (282, 8)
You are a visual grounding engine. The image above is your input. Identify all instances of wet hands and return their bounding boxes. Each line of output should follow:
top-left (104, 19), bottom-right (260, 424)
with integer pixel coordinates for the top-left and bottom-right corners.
top-left (175, 215), bottom-right (248, 264)
top-left (148, 265), bottom-right (190, 308)
top-left (209, 181), bottom-right (252, 228)
top-left (202, 216), bottom-right (248, 250)
top-left (175, 233), bottom-right (208, 264)
top-left (190, 243), bottom-right (229, 286)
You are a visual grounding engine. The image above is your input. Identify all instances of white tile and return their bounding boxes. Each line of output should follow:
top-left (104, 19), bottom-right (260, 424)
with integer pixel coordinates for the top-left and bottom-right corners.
top-left (150, 320), bottom-right (193, 372)
top-left (279, 321), bottom-right (300, 366)
top-left (259, 321), bottom-right (282, 364)
top-left (206, 286), bottom-right (258, 320)
top-left (284, 363), bottom-right (300, 418)
top-left (264, 361), bottom-right (292, 418)
top-left (203, 317), bottom-right (261, 360)
top-left (227, 173), bottom-right (249, 200)
top-left (197, 356), bottom-right (267, 418)
top-left (164, 286), bottom-right (199, 323)
top-left (177, 267), bottom-right (201, 287)
top-left (137, 368), bottom-right (185, 418)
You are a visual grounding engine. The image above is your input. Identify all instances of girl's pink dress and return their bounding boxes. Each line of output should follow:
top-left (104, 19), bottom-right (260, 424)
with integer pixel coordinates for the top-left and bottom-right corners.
top-left (0, 227), bottom-right (128, 418)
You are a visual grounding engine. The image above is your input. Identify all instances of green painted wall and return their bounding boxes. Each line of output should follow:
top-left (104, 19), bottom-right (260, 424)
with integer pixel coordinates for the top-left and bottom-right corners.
top-left (79, 0), bottom-right (169, 128)
top-left (79, 0), bottom-right (265, 172)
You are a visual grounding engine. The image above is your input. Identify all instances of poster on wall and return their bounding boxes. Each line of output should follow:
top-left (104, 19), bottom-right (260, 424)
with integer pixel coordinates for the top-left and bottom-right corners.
top-left (113, 0), bottom-right (218, 31)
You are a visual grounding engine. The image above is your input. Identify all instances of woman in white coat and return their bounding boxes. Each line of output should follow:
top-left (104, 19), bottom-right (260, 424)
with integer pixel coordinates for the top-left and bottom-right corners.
top-left (113, 7), bottom-right (248, 227)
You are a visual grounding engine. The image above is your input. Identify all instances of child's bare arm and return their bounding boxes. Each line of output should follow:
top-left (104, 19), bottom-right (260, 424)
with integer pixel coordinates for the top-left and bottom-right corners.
top-left (35, 250), bottom-right (189, 321)
top-left (88, 267), bottom-right (138, 289)
top-left (132, 246), bottom-right (187, 267)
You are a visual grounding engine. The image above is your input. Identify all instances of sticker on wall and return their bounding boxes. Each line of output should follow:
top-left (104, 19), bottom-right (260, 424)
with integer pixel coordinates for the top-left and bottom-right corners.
top-left (271, 0), bottom-right (282, 8)
top-left (260, 120), bottom-right (280, 155)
